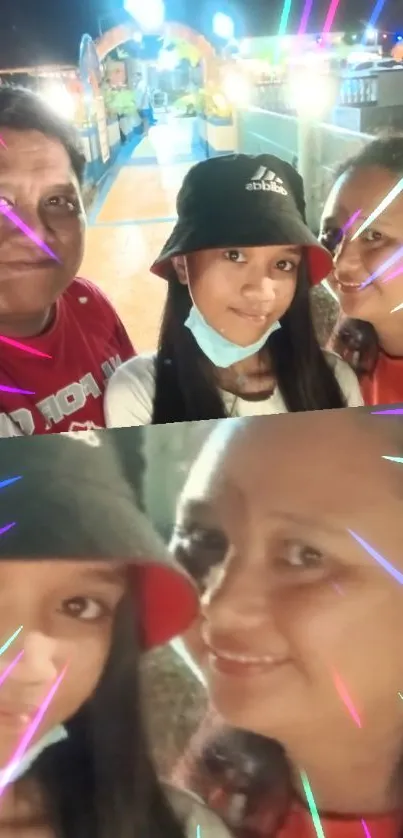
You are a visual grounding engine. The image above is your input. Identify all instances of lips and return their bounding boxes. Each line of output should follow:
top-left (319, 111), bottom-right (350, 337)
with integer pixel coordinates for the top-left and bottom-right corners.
top-left (207, 644), bottom-right (283, 677)
top-left (230, 308), bottom-right (272, 322)
top-left (0, 705), bottom-right (37, 726)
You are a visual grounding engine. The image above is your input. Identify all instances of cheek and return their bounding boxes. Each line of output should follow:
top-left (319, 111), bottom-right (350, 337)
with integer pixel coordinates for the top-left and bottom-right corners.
top-left (49, 632), bottom-right (113, 723)
top-left (56, 220), bottom-right (85, 262)
top-left (191, 269), bottom-right (230, 313)
top-left (182, 618), bottom-right (207, 671)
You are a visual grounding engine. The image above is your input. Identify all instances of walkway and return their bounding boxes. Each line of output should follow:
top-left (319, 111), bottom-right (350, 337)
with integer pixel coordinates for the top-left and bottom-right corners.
top-left (81, 116), bottom-right (203, 352)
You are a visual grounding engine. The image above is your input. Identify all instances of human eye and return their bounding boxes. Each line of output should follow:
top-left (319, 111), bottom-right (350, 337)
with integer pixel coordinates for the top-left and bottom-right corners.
top-left (273, 539), bottom-right (325, 573)
top-left (59, 596), bottom-right (113, 622)
top-left (0, 196), bottom-right (13, 211)
top-left (223, 249), bottom-right (247, 263)
top-left (45, 194), bottom-right (80, 213)
top-left (275, 258), bottom-right (296, 272)
top-left (361, 228), bottom-right (384, 244)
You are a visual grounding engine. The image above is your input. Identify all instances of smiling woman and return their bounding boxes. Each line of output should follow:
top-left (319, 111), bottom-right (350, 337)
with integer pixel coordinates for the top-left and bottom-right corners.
top-left (321, 135), bottom-right (403, 406)
top-left (169, 408), bottom-right (403, 838)
top-left (0, 429), bottom-right (233, 838)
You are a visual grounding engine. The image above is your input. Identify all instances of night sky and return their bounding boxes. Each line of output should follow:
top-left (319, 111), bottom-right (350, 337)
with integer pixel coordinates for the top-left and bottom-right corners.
top-left (0, 0), bottom-right (402, 67)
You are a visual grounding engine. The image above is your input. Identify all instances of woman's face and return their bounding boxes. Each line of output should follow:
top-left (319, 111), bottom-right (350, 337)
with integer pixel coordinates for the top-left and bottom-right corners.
top-left (321, 164), bottom-right (403, 326)
top-left (177, 245), bottom-right (300, 347)
top-left (172, 412), bottom-right (403, 811)
top-left (0, 561), bottom-right (125, 765)
top-left (0, 129), bottom-right (85, 320)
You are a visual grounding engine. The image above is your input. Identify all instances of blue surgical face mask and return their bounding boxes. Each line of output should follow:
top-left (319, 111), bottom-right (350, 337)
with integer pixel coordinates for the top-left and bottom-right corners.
top-left (0, 725), bottom-right (68, 785)
top-left (185, 304), bottom-right (281, 368)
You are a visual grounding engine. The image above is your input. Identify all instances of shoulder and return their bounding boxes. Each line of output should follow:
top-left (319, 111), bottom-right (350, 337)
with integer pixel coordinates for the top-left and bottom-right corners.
top-left (164, 784), bottom-right (234, 838)
top-left (65, 277), bottom-right (118, 316)
top-left (104, 353), bottom-right (156, 427)
top-left (107, 352), bottom-right (156, 389)
top-left (323, 350), bottom-right (364, 407)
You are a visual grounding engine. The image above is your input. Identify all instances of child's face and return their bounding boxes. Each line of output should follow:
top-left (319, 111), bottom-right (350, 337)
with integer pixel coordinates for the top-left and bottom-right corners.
top-left (0, 561), bottom-right (126, 765)
top-left (177, 245), bottom-right (300, 346)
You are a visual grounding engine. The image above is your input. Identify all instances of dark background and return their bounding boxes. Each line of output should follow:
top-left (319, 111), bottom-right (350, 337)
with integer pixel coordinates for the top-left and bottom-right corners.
top-left (0, 0), bottom-right (402, 68)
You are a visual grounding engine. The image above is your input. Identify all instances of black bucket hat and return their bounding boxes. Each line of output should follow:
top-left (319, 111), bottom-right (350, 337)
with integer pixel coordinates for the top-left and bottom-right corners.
top-left (150, 153), bottom-right (332, 285)
top-left (0, 428), bottom-right (198, 650)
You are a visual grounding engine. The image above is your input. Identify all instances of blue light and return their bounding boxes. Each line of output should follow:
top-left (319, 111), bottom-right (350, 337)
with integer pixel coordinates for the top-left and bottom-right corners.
top-left (213, 12), bottom-right (235, 40)
top-left (124, 0), bottom-right (165, 31)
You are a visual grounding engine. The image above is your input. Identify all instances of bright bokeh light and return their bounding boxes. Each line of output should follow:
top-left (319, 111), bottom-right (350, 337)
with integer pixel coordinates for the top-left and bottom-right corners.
top-left (365, 26), bottom-right (377, 40)
top-left (213, 12), bottom-right (235, 40)
top-left (158, 49), bottom-right (179, 71)
top-left (42, 83), bottom-right (75, 120)
top-left (124, 0), bottom-right (165, 31)
top-left (288, 71), bottom-right (333, 117)
top-left (222, 71), bottom-right (250, 105)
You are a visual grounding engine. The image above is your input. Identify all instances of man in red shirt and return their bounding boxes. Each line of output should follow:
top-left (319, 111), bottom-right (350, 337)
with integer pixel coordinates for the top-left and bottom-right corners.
top-left (0, 86), bottom-right (135, 436)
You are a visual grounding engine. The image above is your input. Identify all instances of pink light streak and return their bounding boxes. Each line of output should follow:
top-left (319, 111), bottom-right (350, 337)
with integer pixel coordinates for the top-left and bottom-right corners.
top-left (0, 385), bottom-right (34, 395)
top-left (382, 263), bottom-right (403, 285)
top-left (332, 670), bottom-right (362, 728)
top-left (298, 0), bottom-right (315, 35)
top-left (0, 204), bottom-right (59, 263)
top-left (361, 820), bottom-right (372, 838)
top-left (0, 335), bottom-right (51, 359)
top-left (342, 209), bottom-right (362, 235)
top-left (0, 651), bottom-right (24, 689)
top-left (0, 137), bottom-right (7, 150)
top-left (0, 662), bottom-right (69, 797)
top-left (321, 0), bottom-right (342, 35)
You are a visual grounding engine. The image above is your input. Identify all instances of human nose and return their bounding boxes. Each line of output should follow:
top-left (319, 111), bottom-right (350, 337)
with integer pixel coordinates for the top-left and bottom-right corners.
top-left (2, 631), bottom-right (58, 689)
top-left (241, 271), bottom-right (276, 302)
top-left (333, 236), bottom-right (363, 282)
top-left (201, 544), bottom-right (282, 651)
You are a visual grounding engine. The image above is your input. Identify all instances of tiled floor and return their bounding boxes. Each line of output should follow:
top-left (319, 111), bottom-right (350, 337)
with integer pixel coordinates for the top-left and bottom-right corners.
top-left (82, 116), bottom-right (203, 353)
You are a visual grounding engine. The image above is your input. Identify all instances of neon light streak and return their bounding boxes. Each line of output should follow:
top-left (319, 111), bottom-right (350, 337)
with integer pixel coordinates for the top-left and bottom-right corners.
top-left (372, 408), bottom-right (403, 414)
top-left (278, 0), bottom-right (293, 36)
top-left (300, 771), bottom-right (326, 838)
top-left (342, 209), bottom-right (362, 235)
top-left (0, 204), bottom-right (59, 263)
top-left (0, 651), bottom-right (24, 689)
top-left (382, 456), bottom-right (403, 464)
top-left (0, 335), bottom-right (52, 359)
top-left (352, 178), bottom-right (403, 241)
top-left (332, 670), bottom-right (362, 727)
top-left (361, 819), bottom-right (372, 838)
top-left (360, 244), bottom-right (403, 290)
top-left (0, 627), bottom-right (23, 658)
top-left (367, 0), bottom-right (388, 29)
top-left (0, 523), bottom-right (16, 537)
top-left (0, 476), bottom-right (22, 490)
top-left (0, 385), bottom-right (35, 395)
top-left (321, 0), bottom-right (342, 35)
top-left (0, 663), bottom-right (68, 797)
top-left (348, 530), bottom-right (403, 585)
top-left (298, 0), bottom-right (315, 35)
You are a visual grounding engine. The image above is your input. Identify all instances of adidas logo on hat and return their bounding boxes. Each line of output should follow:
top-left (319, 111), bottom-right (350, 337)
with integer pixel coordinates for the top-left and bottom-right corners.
top-left (246, 167), bottom-right (288, 196)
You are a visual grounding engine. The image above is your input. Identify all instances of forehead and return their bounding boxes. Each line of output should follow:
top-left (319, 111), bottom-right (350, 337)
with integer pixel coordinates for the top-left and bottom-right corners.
top-left (322, 165), bottom-right (403, 221)
top-left (181, 413), bottom-right (401, 521)
top-left (0, 128), bottom-right (75, 183)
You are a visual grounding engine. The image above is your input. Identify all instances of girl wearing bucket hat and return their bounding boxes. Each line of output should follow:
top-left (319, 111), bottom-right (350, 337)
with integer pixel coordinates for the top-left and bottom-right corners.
top-left (105, 153), bottom-right (363, 427)
top-left (0, 430), bottom-right (233, 838)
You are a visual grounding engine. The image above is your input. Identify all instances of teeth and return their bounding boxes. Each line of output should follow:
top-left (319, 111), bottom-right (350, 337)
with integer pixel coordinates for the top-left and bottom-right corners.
top-left (218, 652), bottom-right (275, 664)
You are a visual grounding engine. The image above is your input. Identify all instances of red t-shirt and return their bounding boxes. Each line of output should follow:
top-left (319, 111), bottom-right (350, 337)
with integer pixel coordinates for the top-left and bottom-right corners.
top-left (278, 807), bottom-right (398, 838)
top-left (361, 352), bottom-right (403, 406)
top-left (0, 277), bottom-right (135, 436)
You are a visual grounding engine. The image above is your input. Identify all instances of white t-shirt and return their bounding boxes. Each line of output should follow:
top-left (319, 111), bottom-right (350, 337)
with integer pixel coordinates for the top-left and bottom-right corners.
top-left (104, 350), bottom-right (364, 428)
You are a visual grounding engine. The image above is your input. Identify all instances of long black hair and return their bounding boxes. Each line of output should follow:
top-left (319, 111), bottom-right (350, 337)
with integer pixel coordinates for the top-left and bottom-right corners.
top-left (326, 134), bottom-right (403, 377)
top-left (152, 261), bottom-right (346, 424)
top-left (13, 585), bottom-right (185, 838)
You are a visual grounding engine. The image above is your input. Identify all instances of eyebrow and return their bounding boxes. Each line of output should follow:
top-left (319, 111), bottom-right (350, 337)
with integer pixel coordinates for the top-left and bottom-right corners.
top-left (180, 499), bottom-right (343, 537)
top-left (75, 566), bottom-right (127, 585)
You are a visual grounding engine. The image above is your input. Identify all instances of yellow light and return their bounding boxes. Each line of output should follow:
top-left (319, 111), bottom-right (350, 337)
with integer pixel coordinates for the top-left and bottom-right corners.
top-left (41, 83), bottom-right (75, 121)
